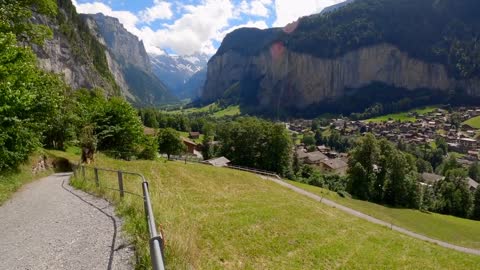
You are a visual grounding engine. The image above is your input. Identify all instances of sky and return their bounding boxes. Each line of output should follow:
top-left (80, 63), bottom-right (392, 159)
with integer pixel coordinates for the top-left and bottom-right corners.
top-left (73, 0), bottom-right (346, 56)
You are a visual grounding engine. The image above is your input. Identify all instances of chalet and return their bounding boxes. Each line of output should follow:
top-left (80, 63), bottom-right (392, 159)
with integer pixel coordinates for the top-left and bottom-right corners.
top-left (458, 138), bottom-right (477, 151)
top-left (304, 151), bottom-right (328, 165)
top-left (467, 177), bottom-right (479, 191)
top-left (204, 157), bottom-right (231, 167)
top-left (320, 159), bottom-right (348, 176)
top-left (421, 173), bottom-right (444, 186)
top-left (189, 131), bottom-right (200, 139)
top-left (182, 138), bottom-right (197, 154)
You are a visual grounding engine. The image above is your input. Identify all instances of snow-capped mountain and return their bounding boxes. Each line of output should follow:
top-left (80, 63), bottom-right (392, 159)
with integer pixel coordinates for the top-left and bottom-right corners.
top-left (150, 53), bottom-right (210, 100)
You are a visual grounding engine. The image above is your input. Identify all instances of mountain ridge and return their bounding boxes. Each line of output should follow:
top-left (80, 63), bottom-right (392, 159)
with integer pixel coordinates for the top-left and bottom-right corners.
top-left (202, 0), bottom-right (480, 117)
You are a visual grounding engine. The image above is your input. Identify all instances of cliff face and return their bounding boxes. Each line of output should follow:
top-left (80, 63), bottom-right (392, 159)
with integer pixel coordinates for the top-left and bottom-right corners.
top-left (31, 9), bottom-right (119, 96)
top-left (202, 0), bottom-right (480, 114)
top-left (204, 43), bottom-right (480, 109)
top-left (82, 13), bottom-right (176, 106)
top-left (31, 0), bottom-right (176, 106)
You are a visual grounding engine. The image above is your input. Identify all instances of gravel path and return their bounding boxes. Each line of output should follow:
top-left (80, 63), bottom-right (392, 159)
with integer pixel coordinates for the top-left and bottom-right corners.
top-left (262, 176), bottom-right (480, 256)
top-left (0, 173), bottom-right (134, 270)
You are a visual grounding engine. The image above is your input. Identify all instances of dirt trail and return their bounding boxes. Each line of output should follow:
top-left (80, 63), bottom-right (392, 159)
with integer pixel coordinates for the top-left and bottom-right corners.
top-left (0, 173), bottom-right (133, 270)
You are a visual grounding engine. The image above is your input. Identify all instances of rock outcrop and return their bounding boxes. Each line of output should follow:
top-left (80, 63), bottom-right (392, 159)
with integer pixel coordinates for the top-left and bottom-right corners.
top-left (204, 43), bottom-right (479, 109)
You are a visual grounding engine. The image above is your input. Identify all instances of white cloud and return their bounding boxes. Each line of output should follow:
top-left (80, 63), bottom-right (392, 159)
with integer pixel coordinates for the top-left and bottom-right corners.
top-left (139, 0), bottom-right (173, 23)
top-left (273, 0), bottom-right (346, 27)
top-left (72, 0), bottom-right (139, 35)
top-left (238, 0), bottom-right (273, 17)
top-left (214, 20), bottom-right (269, 42)
top-left (144, 0), bottom-right (235, 55)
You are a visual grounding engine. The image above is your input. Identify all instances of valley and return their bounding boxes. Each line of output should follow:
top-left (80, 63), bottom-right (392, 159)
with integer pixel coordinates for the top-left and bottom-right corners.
top-left (2, 0), bottom-right (480, 269)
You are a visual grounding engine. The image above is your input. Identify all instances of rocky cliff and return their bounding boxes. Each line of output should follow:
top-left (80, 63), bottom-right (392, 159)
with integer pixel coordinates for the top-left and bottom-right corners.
top-left (31, 2), bottom-right (119, 96)
top-left (82, 13), bottom-right (176, 106)
top-left (202, 0), bottom-right (480, 116)
top-left (204, 43), bottom-right (480, 108)
top-left (32, 0), bottom-right (176, 106)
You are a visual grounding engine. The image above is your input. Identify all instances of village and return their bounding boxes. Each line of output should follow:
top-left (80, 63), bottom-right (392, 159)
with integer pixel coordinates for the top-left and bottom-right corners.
top-left (288, 106), bottom-right (480, 191)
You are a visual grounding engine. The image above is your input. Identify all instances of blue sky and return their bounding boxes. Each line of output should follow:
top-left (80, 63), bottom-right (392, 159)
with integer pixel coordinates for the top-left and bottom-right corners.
top-left (73, 0), bottom-right (345, 56)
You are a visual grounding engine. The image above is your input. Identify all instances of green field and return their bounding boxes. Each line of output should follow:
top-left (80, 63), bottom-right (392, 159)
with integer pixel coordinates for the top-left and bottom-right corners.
top-left (288, 181), bottom-right (480, 249)
top-left (463, 115), bottom-right (480, 129)
top-left (166, 103), bottom-right (241, 118)
top-left (367, 106), bottom-right (438, 123)
top-left (48, 151), bottom-right (480, 269)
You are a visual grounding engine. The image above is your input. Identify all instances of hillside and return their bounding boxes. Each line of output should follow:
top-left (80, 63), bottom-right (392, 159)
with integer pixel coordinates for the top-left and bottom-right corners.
top-left (203, 0), bottom-right (480, 117)
top-left (32, 0), bottom-right (177, 106)
top-left (52, 151), bottom-right (480, 269)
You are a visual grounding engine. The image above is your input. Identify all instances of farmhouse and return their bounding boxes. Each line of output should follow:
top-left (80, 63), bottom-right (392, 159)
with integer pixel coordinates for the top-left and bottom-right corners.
top-left (189, 131), bottom-right (200, 139)
top-left (204, 157), bottom-right (231, 167)
top-left (320, 159), bottom-right (348, 176)
top-left (182, 138), bottom-right (197, 154)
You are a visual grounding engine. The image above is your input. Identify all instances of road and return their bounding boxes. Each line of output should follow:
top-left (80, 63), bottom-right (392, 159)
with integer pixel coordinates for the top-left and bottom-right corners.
top-left (0, 173), bottom-right (133, 270)
top-left (262, 176), bottom-right (480, 256)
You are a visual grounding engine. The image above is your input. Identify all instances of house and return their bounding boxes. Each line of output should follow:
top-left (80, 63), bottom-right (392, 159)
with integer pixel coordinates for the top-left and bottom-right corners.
top-left (421, 173), bottom-right (444, 186)
top-left (204, 157), bottom-right (231, 167)
top-left (189, 131), bottom-right (200, 140)
top-left (295, 148), bottom-right (309, 161)
top-left (304, 151), bottom-right (328, 165)
top-left (467, 177), bottom-right (479, 191)
top-left (320, 159), bottom-right (348, 176)
top-left (182, 138), bottom-right (197, 154)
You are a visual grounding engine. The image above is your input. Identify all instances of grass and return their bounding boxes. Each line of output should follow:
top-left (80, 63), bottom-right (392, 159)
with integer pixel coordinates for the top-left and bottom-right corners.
top-left (463, 115), bottom-right (480, 129)
top-left (166, 103), bottom-right (241, 118)
top-left (288, 180), bottom-right (480, 249)
top-left (0, 153), bottom-right (55, 206)
top-left (366, 106), bottom-right (439, 123)
top-left (49, 151), bottom-right (480, 269)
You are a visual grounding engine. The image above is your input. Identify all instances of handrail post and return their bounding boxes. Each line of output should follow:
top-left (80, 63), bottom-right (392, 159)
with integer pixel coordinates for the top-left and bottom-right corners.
top-left (94, 168), bottom-right (99, 187)
top-left (117, 171), bottom-right (124, 198)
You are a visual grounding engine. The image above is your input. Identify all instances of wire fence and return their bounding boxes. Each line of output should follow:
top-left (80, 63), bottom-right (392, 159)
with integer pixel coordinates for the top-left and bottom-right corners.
top-left (72, 164), bottom-right (166, 270)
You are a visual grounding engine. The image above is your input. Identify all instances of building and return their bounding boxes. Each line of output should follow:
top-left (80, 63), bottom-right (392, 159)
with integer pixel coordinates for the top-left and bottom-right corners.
top-left (182, 138), bottom-right (197, 154)
top-left (421, 173), bottom-right (444, 186)
top-left (189, 131), bottom-right (200, 140)
top-left (467, 177), bottom-right (479, 191)
top-left (204, 157), bottom-right (231, 167)
top-left (320, 159), bottom-right (348, 176)
top-left (304, 151), bottom-right (328, 165)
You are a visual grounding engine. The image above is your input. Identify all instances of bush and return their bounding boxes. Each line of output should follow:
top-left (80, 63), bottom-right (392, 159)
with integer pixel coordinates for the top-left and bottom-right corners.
top-left (138, 136), bottom-right (158, 160)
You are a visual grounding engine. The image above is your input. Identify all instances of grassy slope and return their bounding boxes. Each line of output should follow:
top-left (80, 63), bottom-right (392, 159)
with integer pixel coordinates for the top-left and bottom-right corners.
top-left (464, 115), bottom-right (480, 129)
top-left (288, 181), bottom-right (480, 249)
top-left (367, 106), bottom-right (438, 123)
top-left (179, 131), bottom-right (204, 144)
top-left (50, 151), bottom-right (480, 269)
top-left (0, 154), bottom-right (54, 206)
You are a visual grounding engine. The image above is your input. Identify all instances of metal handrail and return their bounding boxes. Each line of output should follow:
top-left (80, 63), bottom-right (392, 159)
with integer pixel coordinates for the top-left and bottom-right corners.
top-left (74, 165), bottom-right (166, 270)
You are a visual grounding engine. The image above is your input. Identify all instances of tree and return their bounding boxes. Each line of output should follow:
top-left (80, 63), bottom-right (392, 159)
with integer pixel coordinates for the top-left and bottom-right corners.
top-left (348, 134), bottom-right (380, 200)
top-left (157, 128), bottom-right (185, 159)
top-left (436, 137), bottom-right (448, 155)
top-left (95, 98), bottom-right (144, 159)
top-left (416, 158), bottom-right (433, 173)
top-left (468, 162), bottom-right (480, 182)
top-left (302, 135), bottom-right (316, 146)
top-left (434, 169), bottom-right (473, 218)
top-left (0, 33), bottom-right (63, 170)
top-left (473, 188), bottom-right (480, 220)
